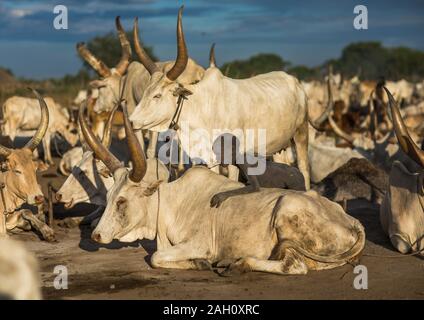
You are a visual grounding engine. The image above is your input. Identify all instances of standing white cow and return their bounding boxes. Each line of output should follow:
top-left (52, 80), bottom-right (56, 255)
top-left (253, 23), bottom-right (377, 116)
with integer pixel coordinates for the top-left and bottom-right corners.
top-left (130, 6), bottom-right (311, 188)
top-left (380, 87), bottom-right (424, 256)
top-left (2, 96), bottom-right (78, 164)
top-left (88, 102), bottom-right (365, 275)
top-left (77, 16), bottom-right (204, 158)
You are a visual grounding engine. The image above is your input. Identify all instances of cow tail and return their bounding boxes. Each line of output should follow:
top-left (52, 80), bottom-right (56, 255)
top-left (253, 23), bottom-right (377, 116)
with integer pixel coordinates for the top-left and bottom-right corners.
top-left (278, 220), bottom-right (365, 264)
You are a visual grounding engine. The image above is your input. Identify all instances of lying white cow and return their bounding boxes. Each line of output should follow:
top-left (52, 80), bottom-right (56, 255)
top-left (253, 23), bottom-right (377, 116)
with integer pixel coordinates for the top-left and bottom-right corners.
top-left (87, 102), bottom-right (365, 275)
top-left (59, 146), bottom-right (84, 176)
top-left (56, 102), bottom-right (169, 223)
top-left (380, 87), bottom-right (424, 255)
top-left (0, 90), bottom-right (55, 241)
top-left (2, 95), bottom-right (78, 164)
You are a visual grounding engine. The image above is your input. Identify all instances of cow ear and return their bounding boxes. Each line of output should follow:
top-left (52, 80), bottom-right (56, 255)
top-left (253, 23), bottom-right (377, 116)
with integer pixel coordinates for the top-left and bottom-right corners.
top-left (143, 180), bottom-right (162, 196)
top-left (89, 79), bottom-right (107, 89)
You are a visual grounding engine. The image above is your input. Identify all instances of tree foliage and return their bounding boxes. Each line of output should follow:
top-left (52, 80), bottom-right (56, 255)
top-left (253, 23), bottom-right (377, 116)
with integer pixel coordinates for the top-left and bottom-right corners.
top-left (327, 42), bottom-right (424, 81)
top-left (220, 53), bottom-right (289, 79)
top-left (220, 42), bottom-right (424, 81)
top-left (287, 65), bottom-right (319, 81)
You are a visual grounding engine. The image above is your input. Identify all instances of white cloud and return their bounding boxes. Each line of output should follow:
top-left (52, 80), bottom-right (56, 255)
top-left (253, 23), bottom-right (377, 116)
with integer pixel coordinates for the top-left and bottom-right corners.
top-left (9, 9), bottom-right (33, 18)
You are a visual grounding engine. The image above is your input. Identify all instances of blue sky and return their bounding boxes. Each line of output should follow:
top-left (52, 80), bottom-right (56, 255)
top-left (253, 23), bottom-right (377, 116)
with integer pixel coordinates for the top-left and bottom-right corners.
top-left (0, 0), bottom-right (423, 79)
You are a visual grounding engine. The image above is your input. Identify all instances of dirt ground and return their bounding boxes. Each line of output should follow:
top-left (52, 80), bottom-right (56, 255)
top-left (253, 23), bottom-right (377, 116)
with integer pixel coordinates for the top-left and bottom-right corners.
top-left (9, 156), bottom-right (424, 300)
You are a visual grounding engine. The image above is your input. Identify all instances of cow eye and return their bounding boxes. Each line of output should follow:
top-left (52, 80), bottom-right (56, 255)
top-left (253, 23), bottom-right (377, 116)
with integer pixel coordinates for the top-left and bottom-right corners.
top-left (153, 93), bottom-right (162, 99)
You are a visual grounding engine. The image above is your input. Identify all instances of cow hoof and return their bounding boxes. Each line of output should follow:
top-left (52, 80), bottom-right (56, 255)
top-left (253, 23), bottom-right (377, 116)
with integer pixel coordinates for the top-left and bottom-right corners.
top-left (218, 259), bottom-right (250, 277)
top-left (193, 259), bottom-right (213, 271)
top-left (42, 228), bottom-right (56, 242)
top-left (37, 161), bottom-right (50, 171)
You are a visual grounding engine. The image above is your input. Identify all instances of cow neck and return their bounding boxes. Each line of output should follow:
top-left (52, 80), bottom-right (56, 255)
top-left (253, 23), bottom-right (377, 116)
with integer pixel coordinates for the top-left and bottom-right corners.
top-left (0, 170), bottom-right (7, 215)
top-left (0, 167), bottom-right (25, 214)
top-left (150, 182), bottom-right (167, 249)
top-left (419, 171), bottom-right (424, 214)
top-left (168, 89), bottom-right (191, 131)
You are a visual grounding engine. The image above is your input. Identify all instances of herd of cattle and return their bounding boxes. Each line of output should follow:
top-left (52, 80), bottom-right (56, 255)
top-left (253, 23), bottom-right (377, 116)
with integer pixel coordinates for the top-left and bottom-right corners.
top-left (1, 6), bottom-right (424, 299)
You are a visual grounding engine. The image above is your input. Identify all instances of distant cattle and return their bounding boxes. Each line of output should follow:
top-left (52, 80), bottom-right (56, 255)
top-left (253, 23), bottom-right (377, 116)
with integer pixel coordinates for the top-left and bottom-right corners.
top-left (2, 95), bottom-right (78, 164)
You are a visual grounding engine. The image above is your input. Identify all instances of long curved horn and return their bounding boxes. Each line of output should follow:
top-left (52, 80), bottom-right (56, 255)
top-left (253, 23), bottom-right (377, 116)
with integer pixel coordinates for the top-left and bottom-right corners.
top-left (121, 100), bottom-right (147, 182)
top-left (24, 89), bottom-right (49, 151)
top-left (209, 43), bottom-right (216, 68)
top-left (77, 42), bottom-right (111, 78)
top-left (78, 101), bottom-right (122, 174)
top-left (101, 103), bottom-right (119, 149)
top-left (114, 16), bottom-right (132, 76)
top-left (384, 87), bottom-right (424, 167)
top-left (166, 6), bottom-right (188, 81)
top-left (328, 114), bottom-right (354, 144)
top-left (133, 17), bottom-right (159, 76)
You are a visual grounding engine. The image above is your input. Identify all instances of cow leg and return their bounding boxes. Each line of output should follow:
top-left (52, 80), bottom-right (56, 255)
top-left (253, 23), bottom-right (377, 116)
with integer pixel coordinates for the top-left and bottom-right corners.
top-left (220, 249), bottom-right (308, 276)
top-left (177, 142), bottom-right (185, 175)
top-left (146, 131), bottom-right (157, 159)
top-left (293, 119), bottom-right (310, 190)
top-left (20, 210), bottom-right (55, 242)
top-left (0, 211), bottom-right (7, 238)
top-left (227, 165), bottom-right (239, 181)
top-left (150, 244), bottom-right (210, 270)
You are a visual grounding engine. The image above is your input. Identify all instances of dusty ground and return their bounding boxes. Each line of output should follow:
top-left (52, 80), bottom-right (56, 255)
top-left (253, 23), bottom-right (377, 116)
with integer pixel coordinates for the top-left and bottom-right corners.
top-left (9, 156), bottom-right (424, 300)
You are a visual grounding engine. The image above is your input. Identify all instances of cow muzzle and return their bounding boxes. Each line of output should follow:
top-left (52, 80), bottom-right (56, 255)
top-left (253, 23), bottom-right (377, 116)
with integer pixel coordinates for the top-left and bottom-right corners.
top-left (28, 194), bottom-right (44, 205)
top-left (91, 232), bottom-right (101, 243)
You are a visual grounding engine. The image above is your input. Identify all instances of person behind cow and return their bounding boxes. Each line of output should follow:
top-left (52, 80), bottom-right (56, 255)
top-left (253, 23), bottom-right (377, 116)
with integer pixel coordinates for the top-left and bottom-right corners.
top-left (210, 133), bottom-right (306, 208)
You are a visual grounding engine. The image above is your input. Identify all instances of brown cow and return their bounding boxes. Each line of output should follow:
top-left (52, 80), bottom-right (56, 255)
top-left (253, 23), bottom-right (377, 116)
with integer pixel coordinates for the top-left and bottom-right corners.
top-left (0, 89), bottom-right (54, 241)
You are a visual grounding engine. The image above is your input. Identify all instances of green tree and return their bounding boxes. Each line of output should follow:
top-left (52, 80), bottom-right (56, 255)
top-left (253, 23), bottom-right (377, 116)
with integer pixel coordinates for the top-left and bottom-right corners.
top-left (325, 41), bottom-right (424, 81)
top-left (287, 65), bottom-right (319, 81)
top-left (220, 53), bottom-right (289, 79)
top-left (80, 31), bottom-right (157, 74)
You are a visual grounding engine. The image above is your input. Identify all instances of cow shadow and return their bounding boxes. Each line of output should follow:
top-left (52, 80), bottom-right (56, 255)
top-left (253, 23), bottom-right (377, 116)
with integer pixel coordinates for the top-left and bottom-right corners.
top-left (76, 222), bottom-right (146, 252)
top-left (345, 199), bottom-right (394, 251)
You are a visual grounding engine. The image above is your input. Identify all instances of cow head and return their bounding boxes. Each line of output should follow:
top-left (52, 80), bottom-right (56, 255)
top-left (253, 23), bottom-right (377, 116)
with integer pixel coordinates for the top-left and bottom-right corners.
top-left (77, 16), bottom-right (131, 114)
top-left (380, 87), bottom-right (424, 256)
top-left (129, 6), bottom-right (192, 131)
top-left (0, 89), bottom-right (48, 212)
top-left (62, 122), bottom-right (79, 147)
top-left (78, 99), bottom-right (161, 244)
top-left (56, 104), bottom-right (119, 208)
